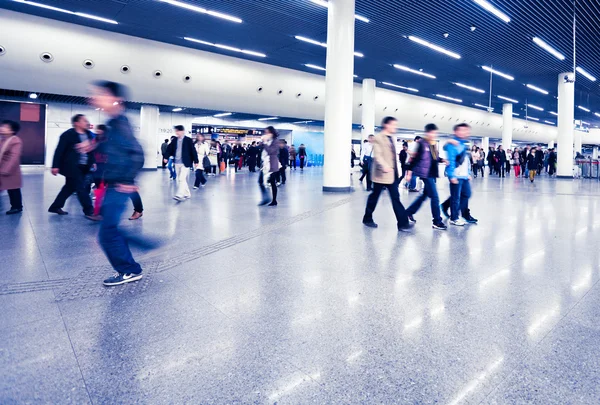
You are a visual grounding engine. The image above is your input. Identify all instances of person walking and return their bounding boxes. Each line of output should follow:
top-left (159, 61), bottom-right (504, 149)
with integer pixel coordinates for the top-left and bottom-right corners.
top-left (496, 145), bottom-right (507, 178)
top-left (289, 144), bottom-right (297, 170)
top-left (404, 124), bottom-right (447, 230)
top-left (513, 148), bottom-right (521, 178)
top-left (487, 147), bottom-right (495, 175)
top-left (193, 134), bottom-right (209, 189)
top-left (528, 147), bottom-right (538, 182)
top-left (167, 136), bottom-right (177, 180)
top-left (359, 135), bottom-right (374, 191)
top-left (208, 140), bottom-right (219, 175)
top-left (160, 139), bottom-right (169, 169)
top-left (398, 142), bottom-right (409, 185)
top-left (477, 147), bottom-right (485, 177)
top-left (407, 137), bottom-right (421, 192)
top-left (506, 148), bottom-right (512, 176)
top-left (440, 123), bottom-right (478, 226)
top-left (521, 146), bottom-right (530, 178)
top-left (0, 120), bottom-right (23, 215)
top-left (48, 114), bottom-right (97, 219)
top-left (548, 148), bottom-right (557, 176)
top-left (278, 139), bottom-right (289, 185)
top-left (247, 141), bottom-right (258, 173)
top-left (298, 144), bottom-right (307, 171)
top-left (362, 116), bottom-right (411, 232)
top-left (166, 125), bottom-right (198, 201)
top-left (470, 146), bottom-right (480, 178)
top-left (258, 126), bottom-right (280, 206)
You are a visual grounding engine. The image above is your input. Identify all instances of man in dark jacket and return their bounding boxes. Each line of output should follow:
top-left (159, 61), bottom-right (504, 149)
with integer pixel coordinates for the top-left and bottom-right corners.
top-left (48, 114), bottom-right (96, 219)
top-left (298, 144), bottom-right (307, 171)
top-left (246, 141), bottom-right (258, 172)
top-left (166, 125), bottom-right (199, 201)
top-left (278, 139), bottom-right (290, 185)
top-left (535, 148), bottom-right (545, 174)
top-left (160, 139), bottom-right (169, 169)
top-left (399, 142), bottom-right (408, 184)
top-left (404, 124), bottom-right (447, 230)
top-left (548, 148), bottom-right (557, 176)
top-left (521, 146), bottom-right (530, 178)
top-left (495, 145), bottom-right (507, 178)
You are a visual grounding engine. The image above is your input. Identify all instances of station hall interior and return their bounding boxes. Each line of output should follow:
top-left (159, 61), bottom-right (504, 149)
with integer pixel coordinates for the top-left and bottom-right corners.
top-left (2, 0), bottom-right (600, 403)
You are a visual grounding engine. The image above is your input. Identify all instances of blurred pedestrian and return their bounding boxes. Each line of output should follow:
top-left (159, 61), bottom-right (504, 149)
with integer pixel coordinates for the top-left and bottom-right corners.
top-left (0, 120), bottom-right (23, 215)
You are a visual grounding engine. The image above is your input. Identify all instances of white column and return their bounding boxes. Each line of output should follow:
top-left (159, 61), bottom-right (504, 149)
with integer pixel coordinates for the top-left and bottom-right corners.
top-left (361, 78), bottom-right (376, 140)
top-left (557, 73), bottom-right (575, 177)
top-left (140, 105), bottom-right (160, 169)
top-left (323, 0), bottom-right (355, 192)
top-left (502, 103), bottom-right (513, 150)
top-left (548, 140), bottom-right (555, 149)
top-left (593, 146), bottom-right (599, 159)
top-left (574, 131), bottom-right (582, 156)
top-left (481, 137), bottom-right (489, 167)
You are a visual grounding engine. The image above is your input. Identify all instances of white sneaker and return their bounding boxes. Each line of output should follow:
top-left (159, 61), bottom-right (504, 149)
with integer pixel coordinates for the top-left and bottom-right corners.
top-left (173, 196), bottom-right (183, 201)
top-left (450, 219), bottom-right (466, 227)
top-left (193, 186), bottom-right (198, 190)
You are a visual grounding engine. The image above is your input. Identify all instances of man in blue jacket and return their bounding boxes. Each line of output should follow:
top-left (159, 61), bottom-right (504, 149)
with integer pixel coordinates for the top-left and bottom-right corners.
top-left (440, 123), bottom-right (478, 226)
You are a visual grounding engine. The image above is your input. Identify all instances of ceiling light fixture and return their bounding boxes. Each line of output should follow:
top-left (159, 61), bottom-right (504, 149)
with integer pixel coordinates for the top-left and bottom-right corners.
top-left (381, 82), bottom-right (419, 92)
top-left (74, 12), bottom-right (118, 24)
top-left (394, 64), bottom-right (436, 79)
top-left (473, 0), bottom-right (510, 23)
top-left (526, 104), bottom-right (544, 111)
top-left (455, 82), bottom-right (485, 93)
top-left (497, 95), bottom-right (518, 103)
top-left (512, 113), bottom-right (520, 116)
top-left (258, 117), bottom-right (278, 121)
top-left (526, 116), bottom-right (539, 121)
top-left (295, 35), bottom-right (364, 57)
top-left (576, 67), bottom-right (597, 82)
top-left (532, 37), bottom-right (565, 60)
top-left (15, 0), bottom-right (118, 24)
top-left (184, 37), bottom-right (266, 57)
top-left (28, 93), bottom-right (38, 99)
top-left (309, 0), bottom-right (369, 22)
top-left (305, 63), bottom-right (326, 71)
top-left (408, 36), bottom-right (461, 59)
top-left (549, 111), bottom-right (558, 116)
top-left (292, 120), bottom-right (314, 124)
top-left (214, 112), bottom-right (232, 117)
top-left (526, 84), bottom-right (549, 95)
top-left (544, 120), bottom-right (555, 125)
top-left (482, 66), bottom-right (514, 81)
top-left (474, 103), bottom-right (492, 110)
top-left (582, 121), bottom-right (590, 125)
top-left (470, 25), bottom-right (477, 31)
top-left (436, 94), bottom-right (462, 103)
top-left (172, 107), bottom-right (183, 112)
top-left (578, 106), bottom-right (590, 112)
top-left (158, 0), bottom-right (242, 23)
top-left (595, 112), bottom-right (600, 118)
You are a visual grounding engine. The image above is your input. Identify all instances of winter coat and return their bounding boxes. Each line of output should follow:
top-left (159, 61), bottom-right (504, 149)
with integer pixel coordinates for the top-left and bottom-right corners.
top-left (0, 135), bottom-right (22, 190)
top-left (371, 132), bottom-right (399, 185)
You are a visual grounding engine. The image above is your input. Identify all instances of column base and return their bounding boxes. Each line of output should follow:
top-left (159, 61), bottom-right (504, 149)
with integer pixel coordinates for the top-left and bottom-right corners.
top-left (555, 175), bottom-right (573, 179)
top-left (323, 186), bottom-right (353, 193)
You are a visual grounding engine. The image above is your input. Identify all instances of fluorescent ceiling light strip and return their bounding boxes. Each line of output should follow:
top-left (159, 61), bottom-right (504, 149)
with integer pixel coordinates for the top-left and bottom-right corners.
top-left (544, 120), bottom-right (555, 124)
top-left (473, 0), bottom-right (510, 23)
top-left (582, 121), bottom-right (590, 125)
top-left (455, 82), bottom-right (485, 93)
top-left (549, 111), bottom-right (558, 116)
top-left (526, 104), bottom-right (544, 111)
top-left (526, 84), bottom-right (549, 95)
top-left (578, 106), bottom-right (590, 112)
top-left (305, 63), bottom-right (326, 71)
top-left (512, 113), bottom-right (520, 116)
top-left (172, 108), bottom-right (183, 112)
top-left (408, 36), bottom-right (461, 59)
top-left (16, 0), bottom-right (118, 24)
top-left (382, 82), bottom-right (419, 92)
top-left (595, 112), bottom-right (600, 118)
top-left (74, 12), bottom-right (118, 24)
top-left (258, 117), bottom-right (278, 121)
top-left (292, 120), bottom-right (314, 124)
top-left (436, 94), bottom-right (462, 103)
top-left (295, 35), bottom-right (363, 57)
top-left (309, 0), bottom-right (369, 22)
top-left (482, 66), bottom-right (514, 81)
top-left (497, 95), bottom-right (518, 103)
top-left (158, 0), bottom-right (242, 23)
top-left (576, 67), bottom-right (597, 82)
top-left (214, 112), bottom-right (232, 117)
top-left (184, 37), bottom-right (266, 57)
top-left (474, 103), bottom-right (491, 109)
top-left (532, 37), bottom-right (565, 60)
top-left (526, 116), bottom-right (539, 121)
top-left (394, 64), bottom-right (436, 79)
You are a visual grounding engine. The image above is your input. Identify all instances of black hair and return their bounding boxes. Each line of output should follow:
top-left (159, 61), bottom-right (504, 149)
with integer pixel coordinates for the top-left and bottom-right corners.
top-left (72, 114), bottom-right (86, 125)
top-left (363, 139), bottom-right (368, 143)
top-left (381, 116), bottom-right (397, 126)
top-left (174, 125), bottom-right (185, 132)
top-left (164, 139), bottom-right (169, 143)
top-left (265, 126), bottom-right (279, 138)
top-left (402, 142), bottom-right (409, 148)
top-left (453, 123), bottom-right (471, 131)
top-left (414, 136), bottom-right (422, 141)
top-left (97, 124), bottom-right (108, 133)
top-left (425, 123), bottom-right (438, 132)
top-left (92, 80), bottom-right (128, 100)
top-left (1, 120), bottom-right (20, 134)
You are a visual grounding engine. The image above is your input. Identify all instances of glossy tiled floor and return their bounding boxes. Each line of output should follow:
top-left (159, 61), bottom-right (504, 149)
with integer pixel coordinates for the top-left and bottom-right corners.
top-left (2, 166), bottom-right (600, 404)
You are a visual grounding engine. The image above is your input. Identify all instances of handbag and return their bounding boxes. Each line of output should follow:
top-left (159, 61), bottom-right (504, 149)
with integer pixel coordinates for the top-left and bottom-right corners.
top-left (202, 156), bottom-right (211, 171)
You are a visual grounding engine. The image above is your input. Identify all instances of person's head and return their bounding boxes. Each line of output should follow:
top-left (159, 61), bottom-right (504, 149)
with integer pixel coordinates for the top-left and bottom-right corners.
top-left (453, 123), bottom-right (471, 139)
top-left (402, 142), bottom-right (408, 150)
top-left (498, 145), bottom-right (503, 150)
top-left (164, 138), bottom-right (169, 143)
top-left (174, 125), bottom-right (185, 138)
top-left (279, 139), bottom-right (286, 148)
top-left (414, 136), bottom-right (422, 142)
top-left (196, 134), bottom-right (205, 142)
top-left (95, 124), bottom-right (108, 142)
top-left (381, 116), bottom-right (397, 134)
top-left (251, 141), bottom-right (256, 146)
top-left (263, 126), bottom-right (278, 142)
top-left (368, 134), bottom-right (375, 143)
top-left (72, 114), bottom-right (90, 132)
top-left (90, 81), bottom-right (127, 114)
top-left (0, 120), bottom-right (20, 136)
top-left (424, 123), bottom-right (438, 142)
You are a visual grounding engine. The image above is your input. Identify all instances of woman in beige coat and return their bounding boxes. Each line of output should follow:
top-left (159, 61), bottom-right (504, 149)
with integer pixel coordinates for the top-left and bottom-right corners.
top-left (0, 120), bottom-right (23, 215)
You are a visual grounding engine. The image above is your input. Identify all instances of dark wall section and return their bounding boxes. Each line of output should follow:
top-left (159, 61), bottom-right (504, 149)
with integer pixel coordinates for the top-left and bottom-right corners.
top-left (0, 100), bottom-right (46, 164)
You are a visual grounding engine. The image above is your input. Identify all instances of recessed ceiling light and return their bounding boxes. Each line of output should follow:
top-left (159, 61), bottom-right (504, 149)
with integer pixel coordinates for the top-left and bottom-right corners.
top-left (436, 94), bottom-right (462, 103)
top-left (526, 104), bottom-right (544, 111)
top-left (258, 117), bottom-right (278, 121)
top-left (214, 112), bottom-right (232, 117)
top-left (295, 35), bottom-right (363, 57)
top-left (172, 107), bottom-right (183, 112)
top-left (470, 25), bottom-right (477, 31)
top-left (578, 106), bottom-right (590, 112)
top-left (544, 120), bottom-right (555, 125)
top-left (482, 66), bottom-right (514, 81)
top-left (525, 116), bottom-right (539, 121)
top-left (526, 84), bottom-right (549, 95)
top-left (455, 82), bottom-right (485, 93)
top-left (158, 0), bottom-right (242, 23)
top-left (305, 63), bottom-right (326, 71)
top-left (532, 37), bottom-right (565, 60)
top-left (15, 0), bottom-right (118, 24)
top-left (309, 0), bottom-right (369, 22)
top-left (393, 64), bottom-right (436, 79)
top-left (184, 37), bottom-right (266, 57)
top-left (381, 82), bottom-right (419, 92)
top-left (473, 0), bottom-right (510, 23)
top-left (408, 36), bottom-right (461, 59)
top-left (576, 67), bottom-right (597, 82)
top-left (549, 111), bottom-right (558, 116)
top-left (28, 93), bottom-right (38, 99)
top-left (497, 95), bottom-right (518, 103)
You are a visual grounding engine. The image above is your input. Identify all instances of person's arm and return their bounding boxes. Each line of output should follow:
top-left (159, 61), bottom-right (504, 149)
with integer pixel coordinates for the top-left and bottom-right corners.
top-left (406, 142), bottom-right (423, 171)
top-left (190, 139), bottom-right (199, 165)
top-left (0, 138), bottom-right (22, 176)
top-left (52, 132), bottom-right (70, 173)
top-left (445, 143), bottom-right (458, 180)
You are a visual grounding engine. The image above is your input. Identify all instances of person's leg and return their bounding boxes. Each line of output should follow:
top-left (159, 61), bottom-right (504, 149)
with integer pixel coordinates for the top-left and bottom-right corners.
top-left (426, 179), bottom-right (442, 224)
top-left (269, 173), bottom-right (278, 204)
top-left (281, 167), bottom-right (286, 184)
top-left (366, 162), bottom-right (372, 191)
top-left (74, 170), bottom-right (94, 215)
top-left (7, 189), bottom-right (23, 210)
top-left (130, 191), bottom-right (143, 212)
top-left (176, 164), bottom-right (191, 198)
top-left (459, 180), bottom-right (472, 218)
top-left (409, 175), bottom-right (417, 190)
top-left (93, 181), bottom-right (106, 216)
top-left (49, 177), bottom-right (76, 211)
top-left (300, 157), bottom-right (305, 169)
top-left (99, 188), bottom-right (142, 275)
top-left (450, 181), bottom-right (461, 221)
top-left (363, 182), bottom-right (383, 224)
top-left (406, 180), bottom-right (428, 216)
top-left (387, 181), bottom-right (409, 228)
top-left (530, 170), bottom-right (536, 181)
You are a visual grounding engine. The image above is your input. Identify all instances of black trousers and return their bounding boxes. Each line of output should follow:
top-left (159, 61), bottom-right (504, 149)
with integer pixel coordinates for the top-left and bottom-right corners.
top-left (259, 171), bottom-right (277, 203)
top-left (279, 166), bottom-right (287, 184)
top-left (7, 189), bottom-right (22, 210)
top-left (49, 167), bottom-right (93, 215)
top-left (194, 169), bottom-right (207, 187)
top-left (290, 158), bottom-right (296, 169)
top-left (130, 191), bottom-right (143, 213)
top-left (299, 156), bottom-right (306, 169)
top-left (363, 179), bottom-right (408, 228)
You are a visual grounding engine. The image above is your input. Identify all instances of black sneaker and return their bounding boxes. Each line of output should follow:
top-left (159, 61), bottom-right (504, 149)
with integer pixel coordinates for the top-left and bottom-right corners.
top-left (464, 216), bottom-right (478, 224)
top-left (6, 208), bottom-right (23, 215)
top-left (407, 214), bottom-right (416, 223)
top-left (48, 208), bottom-right (68, 215)
top-left (408, 188), bottom-right (419, 193)
top-left (432, 222), bottom-right (448, 230)
top-left (440, 204), bottom-right (450, 219)
top-left (103, 272), bottom-right (143, 287)
top-left (398, 223), bottom-right (414, 233)
top-left (363, 221), bottom-right (378, 228)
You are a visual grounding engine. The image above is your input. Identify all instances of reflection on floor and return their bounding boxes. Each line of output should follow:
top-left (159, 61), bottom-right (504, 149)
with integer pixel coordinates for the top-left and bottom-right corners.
top-left (1, 167), bottom-right (600, 403)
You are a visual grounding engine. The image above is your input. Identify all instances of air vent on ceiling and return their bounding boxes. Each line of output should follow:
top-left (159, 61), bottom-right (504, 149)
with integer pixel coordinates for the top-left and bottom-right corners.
top-left (40, 52), bottom-right (53, 63)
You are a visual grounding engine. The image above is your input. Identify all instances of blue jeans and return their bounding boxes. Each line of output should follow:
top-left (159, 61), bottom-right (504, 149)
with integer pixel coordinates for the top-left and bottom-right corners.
top-left (449, 179), bottom-right (471, 221)
top-left (409, 175), bottom-right (417, 190)
top-left (167, 157), bottom-right (176, 179)
top-left (406, 178), bottom-right (441, 224)
top-left (99, 187), bottom-right (142, 275)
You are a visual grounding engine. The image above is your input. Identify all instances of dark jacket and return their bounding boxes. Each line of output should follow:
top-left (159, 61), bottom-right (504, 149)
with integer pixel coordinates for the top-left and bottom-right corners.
top-left (101, 115), bottom-right (144, 185)
top-left (406, 139), bottom-right (440, 178)
top-left (496, 150), bottom-right (507, 163)
top-left (263, 140), bottom-right (280, 173)
top-left (246, 145), bottom-right (258, 164)
top-left (535, 150), bottom-right (544, 165)
top-left (52, 128), bottom-right (95, 177)
top-left (399, 149), bottom-right (408, 168)
top-left (232, 145), bottom-right (245, 159)
top-left (527, 153), bottom-right (538, 170)
top-left (279, 146), bottom-right (290, 167)
top-left (298, 146), bottom-right (307, 157)
top-left (166, 136), bottom-right (199, 168)
top-left (160, 142), bottom-right (169, 156)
